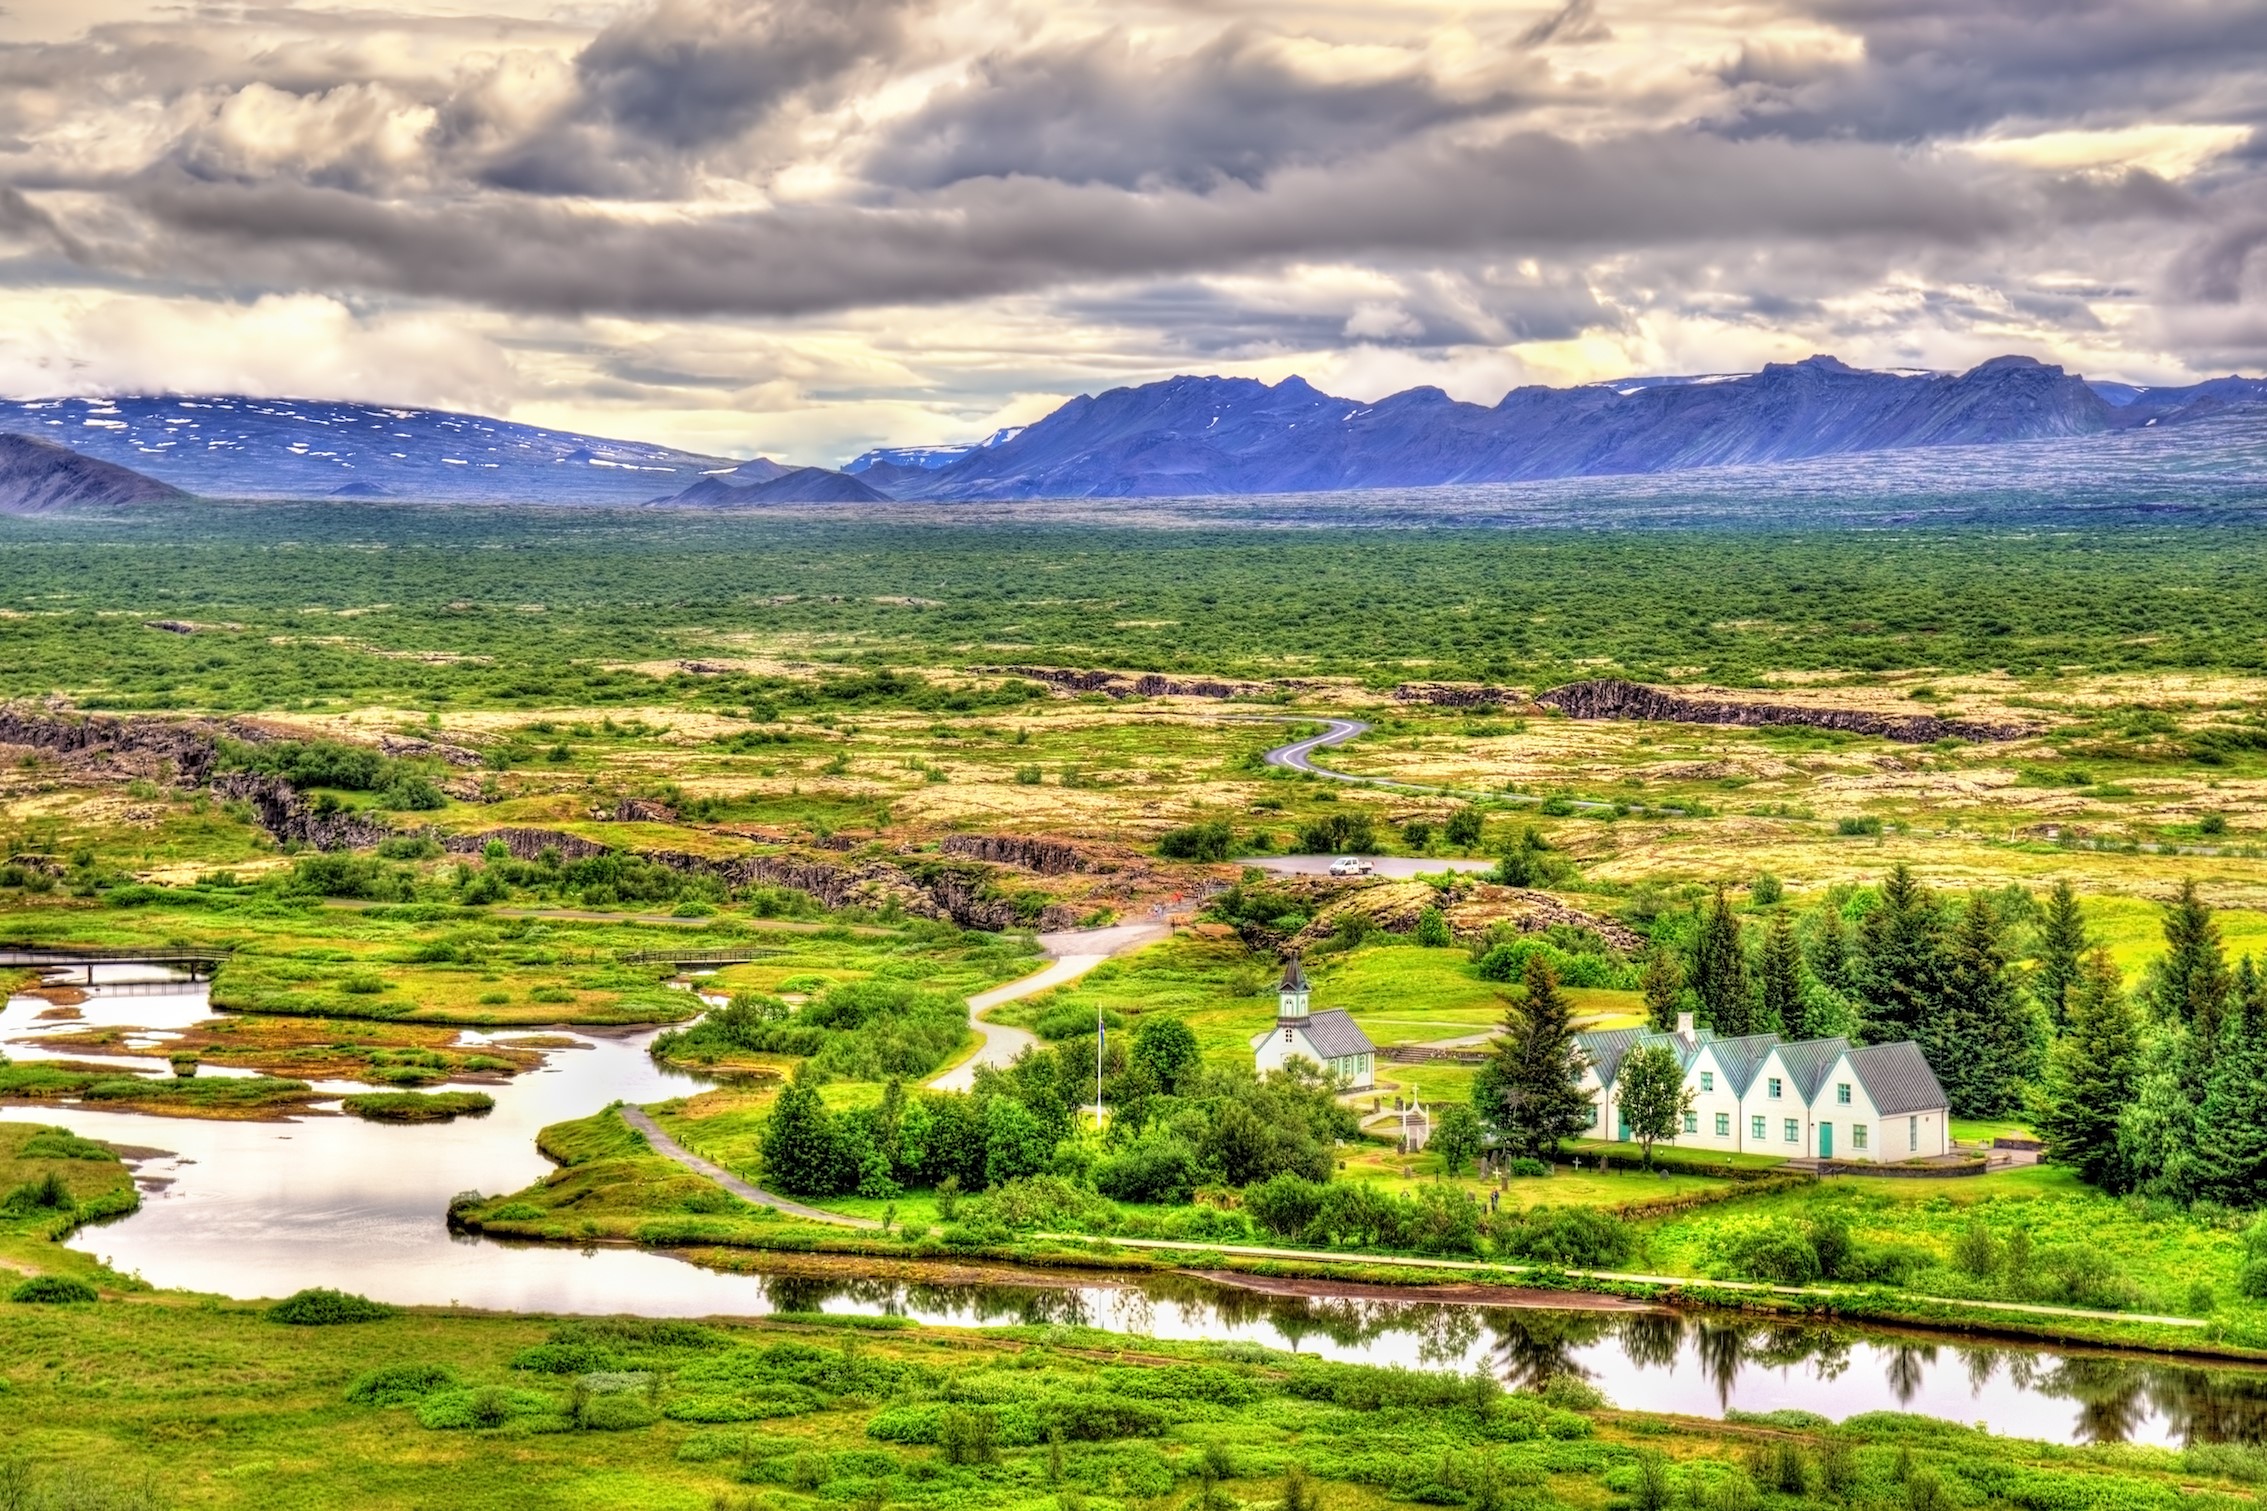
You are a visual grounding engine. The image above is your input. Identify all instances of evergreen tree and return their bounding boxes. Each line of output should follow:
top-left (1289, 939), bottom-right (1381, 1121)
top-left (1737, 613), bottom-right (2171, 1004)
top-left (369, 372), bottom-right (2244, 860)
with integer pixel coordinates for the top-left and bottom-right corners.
top-left (1934, 894), bottom-right (2041, 1118)
top-left (1806, 898), bottom-right (1854, 996)
top-left (1471, 955), bottom-right (1593, 1159)
top-left (1851, 865), bottom-right (1946, 1046)
top-left (2189, 1005), bottom-right (2267, 1207)
top-left (2154, 880), bottom-right (2233, 1048)
top-left (1758, 910), bottom-right (1806, 1039)
top-left (2031, 880), bottom-right (2089, 1030)
top-left (1689, 889), bottom-right (1753, 1035)
top-left (762, 1067), bottom-right (850, 1197)
top-left (2116, 1026), bottom-right (2202, 1201)
top-left (2236, 956), bottom-right (2267, 1039)
top-left (2035, 950), bottom-right (2140, 1189)
top-left (1640, 948), bottom-right (1683, 1032)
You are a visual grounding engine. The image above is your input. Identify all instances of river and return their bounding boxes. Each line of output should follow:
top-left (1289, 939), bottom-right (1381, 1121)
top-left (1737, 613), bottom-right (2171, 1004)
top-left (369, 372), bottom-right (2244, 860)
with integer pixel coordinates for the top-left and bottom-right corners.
top-left (6, 969), bottom-right (2267, 1448)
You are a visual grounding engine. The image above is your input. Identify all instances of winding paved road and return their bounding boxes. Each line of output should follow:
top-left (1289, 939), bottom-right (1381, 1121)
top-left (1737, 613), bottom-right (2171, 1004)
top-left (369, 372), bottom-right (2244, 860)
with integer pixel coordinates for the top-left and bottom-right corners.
top-left (620, 1106), bottom-right (880, 1229)
top-left (927, 921), bottom-right (1168, 1091)
top-left (1261, 717), bottom-right (1375, 782)
top-left (1255, 716), bottom-right (1610, 811)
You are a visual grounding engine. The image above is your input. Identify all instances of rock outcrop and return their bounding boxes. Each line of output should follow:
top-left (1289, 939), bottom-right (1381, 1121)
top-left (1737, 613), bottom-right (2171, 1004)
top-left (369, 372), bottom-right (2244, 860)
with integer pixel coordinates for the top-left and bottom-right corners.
top-left (977, 665), bottom-right (1290, 700)
top-left (212, 773), bottom-right (395, 851)
top-left (941, 834), bottom-right (1088, 874)
top-left (1536, 679), bottom-right (2026, 744)
top-left (1394, 683), bottom-right (1522, 708)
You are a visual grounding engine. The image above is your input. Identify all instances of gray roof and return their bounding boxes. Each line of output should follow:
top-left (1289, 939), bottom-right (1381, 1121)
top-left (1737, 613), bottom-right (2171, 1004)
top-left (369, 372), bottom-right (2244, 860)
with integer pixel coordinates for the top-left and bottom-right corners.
top-left (1574, 1027), bottom-right (1647, 1087)
top-left (1774, 1037), bottom-right (1850, 1103)
top-left (1280, 954), bottom-right (1309, 993)
top-left (1703, 1033), bottom-right (1781, 1097)
top-left (1296, 1008), bottom-right (1375, 1059)
top-left (1847, 1041), bottom-right (1948, 1116)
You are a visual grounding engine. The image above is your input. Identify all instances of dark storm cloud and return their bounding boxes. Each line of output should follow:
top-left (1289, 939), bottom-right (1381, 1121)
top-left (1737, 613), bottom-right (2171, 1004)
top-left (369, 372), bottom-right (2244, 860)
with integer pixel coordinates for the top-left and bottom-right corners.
top-left (110, 130), bottom-right (2036, 320)
top-left (1518, 0), bottom-right (1612, 49)
top-left (1717, 0), bottom-right (2267, 143)
top-left (576, 0), bottom-right (920, 149)
top-left (867, 29), bottom-right (1532, 191)
top-left (471, 0), bottom-right (927, 196)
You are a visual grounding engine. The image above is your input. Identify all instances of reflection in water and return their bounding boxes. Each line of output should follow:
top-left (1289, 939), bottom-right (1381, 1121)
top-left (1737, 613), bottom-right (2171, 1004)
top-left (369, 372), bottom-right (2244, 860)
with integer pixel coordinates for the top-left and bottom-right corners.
top-left (10, 974), bottom-right (2267, 1448)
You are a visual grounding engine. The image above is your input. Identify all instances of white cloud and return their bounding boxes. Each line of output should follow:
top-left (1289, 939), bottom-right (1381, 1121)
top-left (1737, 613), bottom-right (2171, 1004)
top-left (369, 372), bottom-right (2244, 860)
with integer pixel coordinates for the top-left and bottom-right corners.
top-left (0, 291), bottom-right (516, 411)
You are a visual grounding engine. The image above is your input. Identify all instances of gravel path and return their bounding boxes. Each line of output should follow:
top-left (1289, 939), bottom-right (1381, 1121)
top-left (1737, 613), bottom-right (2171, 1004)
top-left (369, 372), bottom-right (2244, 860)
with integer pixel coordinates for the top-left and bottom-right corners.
top-left (624, 921), bottom-right (1173, 1222)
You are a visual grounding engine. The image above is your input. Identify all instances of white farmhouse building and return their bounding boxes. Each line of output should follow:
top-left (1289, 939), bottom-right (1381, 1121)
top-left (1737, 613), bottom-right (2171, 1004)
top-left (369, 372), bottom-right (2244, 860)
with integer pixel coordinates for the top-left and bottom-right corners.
top-left (1575, 1012), bottom-right (1949, 1163)
top-left (1250, 954), bottom-right (1376, 1091)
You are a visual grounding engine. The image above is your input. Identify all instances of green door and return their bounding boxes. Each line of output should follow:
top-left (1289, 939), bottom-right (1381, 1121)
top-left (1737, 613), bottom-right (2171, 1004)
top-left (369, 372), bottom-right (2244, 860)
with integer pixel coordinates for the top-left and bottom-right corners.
top-left (1818, 1123), bottom-right (1833, 1159)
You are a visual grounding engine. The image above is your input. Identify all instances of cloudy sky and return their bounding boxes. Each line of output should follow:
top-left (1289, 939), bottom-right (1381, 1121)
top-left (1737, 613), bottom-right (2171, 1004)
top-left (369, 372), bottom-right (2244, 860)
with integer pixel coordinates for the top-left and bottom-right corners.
top-left (1, 0), bottom-right (2264, 464)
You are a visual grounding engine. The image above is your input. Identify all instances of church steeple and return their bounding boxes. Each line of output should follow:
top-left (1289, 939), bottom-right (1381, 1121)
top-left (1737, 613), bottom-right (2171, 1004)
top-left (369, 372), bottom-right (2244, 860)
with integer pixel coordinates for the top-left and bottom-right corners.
top-left (1277, 953), bottom-right (1310, 1022)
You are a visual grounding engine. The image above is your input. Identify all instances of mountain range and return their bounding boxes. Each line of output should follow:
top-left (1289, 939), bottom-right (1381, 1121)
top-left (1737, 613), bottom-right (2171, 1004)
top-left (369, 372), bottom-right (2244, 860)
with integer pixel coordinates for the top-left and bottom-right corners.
top-left (873, 356), bottom-right (2267, 500)
top-left (0, 356), bottom-right (2261, 513)
top-left (0, 394), bottom-right (740, 504)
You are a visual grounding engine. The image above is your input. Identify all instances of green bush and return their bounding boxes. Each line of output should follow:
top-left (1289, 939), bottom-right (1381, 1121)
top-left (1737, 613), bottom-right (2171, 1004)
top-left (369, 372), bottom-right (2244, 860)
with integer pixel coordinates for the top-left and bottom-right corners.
top-left (10, 1275), bottom-right (97, 1304)
top-left (1033, 1002), bottom-right (1122, 1041)
top-left (415, 1386), bottom-right (557, 1430)
top-left (267, 1288), bottom-right (398, 1325)
top-left (1298, 812), bottom-right (1376, 854)
top-left (1487, 1205), bottom-right (1636, 1267)
top-left (346, 1363), bottom-right (459, 1406)
top-left (1158, 820), bottom-right (1235, 862)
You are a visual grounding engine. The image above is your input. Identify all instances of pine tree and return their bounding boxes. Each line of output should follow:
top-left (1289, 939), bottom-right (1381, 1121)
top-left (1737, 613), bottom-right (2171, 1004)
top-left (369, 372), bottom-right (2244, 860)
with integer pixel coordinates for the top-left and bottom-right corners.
top-left (1852, 864), bottom-right (1946, 1046)
top-left (2189, 1005), bottom-right (2267, 1207)
top-left (1471, 955), bottom-right (1594, 1159)
top-left (2035, 950), bottom-right (2140, 1189)
top-left (1689, 888), bottom-right (1752, 1035)
top-left (2237, 957), bottom-right (2267, 1039)
top-left (2116, 1025), bottom-right (2202, 1201)
top-left (1640, 948), bottom-right (1683, 1032)
top-left (1934, 894), bottom-right (2041, 1118)
top-left (2031, 880), bottom-right (2089, 1030)
top-left (2154, 880), bottom-right (2233, 1048)
top-left (1807, 898), bottom-right (1854, 996)
top-left (1758, 910), bottom-right (1806, 1039)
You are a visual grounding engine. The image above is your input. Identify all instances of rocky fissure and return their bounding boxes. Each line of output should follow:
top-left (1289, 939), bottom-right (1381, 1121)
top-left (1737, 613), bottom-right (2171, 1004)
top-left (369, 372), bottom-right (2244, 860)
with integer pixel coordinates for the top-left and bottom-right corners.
top-left (1536, 678), bottom-right (2027, 744)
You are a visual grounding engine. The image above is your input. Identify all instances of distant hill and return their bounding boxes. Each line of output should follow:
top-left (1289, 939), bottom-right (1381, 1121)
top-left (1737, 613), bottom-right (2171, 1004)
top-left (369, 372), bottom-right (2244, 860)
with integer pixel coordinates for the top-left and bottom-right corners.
top-left (0, 394), bottom-right (748, 504)
top-left (655, 465), bottom-right (888, 507)
top-left (882, 356), bottom-right (2267, 501)
top-left (0, 432), bottom-right (188, 515)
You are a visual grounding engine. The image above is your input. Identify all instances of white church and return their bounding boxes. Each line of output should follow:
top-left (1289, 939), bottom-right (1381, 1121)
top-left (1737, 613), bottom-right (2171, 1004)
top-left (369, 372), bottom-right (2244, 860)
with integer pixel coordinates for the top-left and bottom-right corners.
top-left (1250, 954), bottom-right (1377, 1090)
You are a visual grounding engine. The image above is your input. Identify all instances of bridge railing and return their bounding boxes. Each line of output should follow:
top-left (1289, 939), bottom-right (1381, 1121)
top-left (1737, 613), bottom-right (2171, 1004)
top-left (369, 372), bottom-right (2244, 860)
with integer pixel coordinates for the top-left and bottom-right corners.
top-left (0, 945), bottom-right (232, 964)
top-left (617, 947), bottom-right (779, 966)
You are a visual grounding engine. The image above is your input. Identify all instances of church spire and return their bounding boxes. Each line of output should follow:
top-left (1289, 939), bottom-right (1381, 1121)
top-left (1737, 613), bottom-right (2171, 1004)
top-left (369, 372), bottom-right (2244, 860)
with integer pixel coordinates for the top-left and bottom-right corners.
top-left (1278, 953), bottom-right (1310, 1021)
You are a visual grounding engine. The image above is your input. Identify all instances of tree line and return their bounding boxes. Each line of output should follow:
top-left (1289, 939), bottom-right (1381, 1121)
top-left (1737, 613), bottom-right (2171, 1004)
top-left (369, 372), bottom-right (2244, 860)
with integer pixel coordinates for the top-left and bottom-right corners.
top-left (1468, 868), bottom-right (2266, 1192)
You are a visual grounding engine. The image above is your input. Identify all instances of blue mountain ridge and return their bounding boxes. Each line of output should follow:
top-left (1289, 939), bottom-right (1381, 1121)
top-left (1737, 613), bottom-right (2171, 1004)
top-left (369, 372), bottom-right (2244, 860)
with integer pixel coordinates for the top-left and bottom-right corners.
top-left (2, 356), bottom-right (2262, 507)
top-left (0, 393), bottom-right (744, 503)
top-left (885, 356), bottom-right (2267, 500)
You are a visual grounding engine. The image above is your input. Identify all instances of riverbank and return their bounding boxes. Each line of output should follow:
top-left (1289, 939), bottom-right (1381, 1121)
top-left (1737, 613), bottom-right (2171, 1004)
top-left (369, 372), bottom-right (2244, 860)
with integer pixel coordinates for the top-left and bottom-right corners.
top-left (451, 1107), bottom-right (2267, 1366)
top-left (14, 1281), bottom-right (2267, 1511)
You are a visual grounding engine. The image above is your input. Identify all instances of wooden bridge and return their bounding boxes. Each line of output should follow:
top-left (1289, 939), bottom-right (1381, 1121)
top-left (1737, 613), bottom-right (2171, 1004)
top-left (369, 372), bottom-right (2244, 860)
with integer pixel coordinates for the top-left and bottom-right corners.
top-left (616, 946), bottom-right (785, 968)
top-left (0, 945), bottom-right (231, 981)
